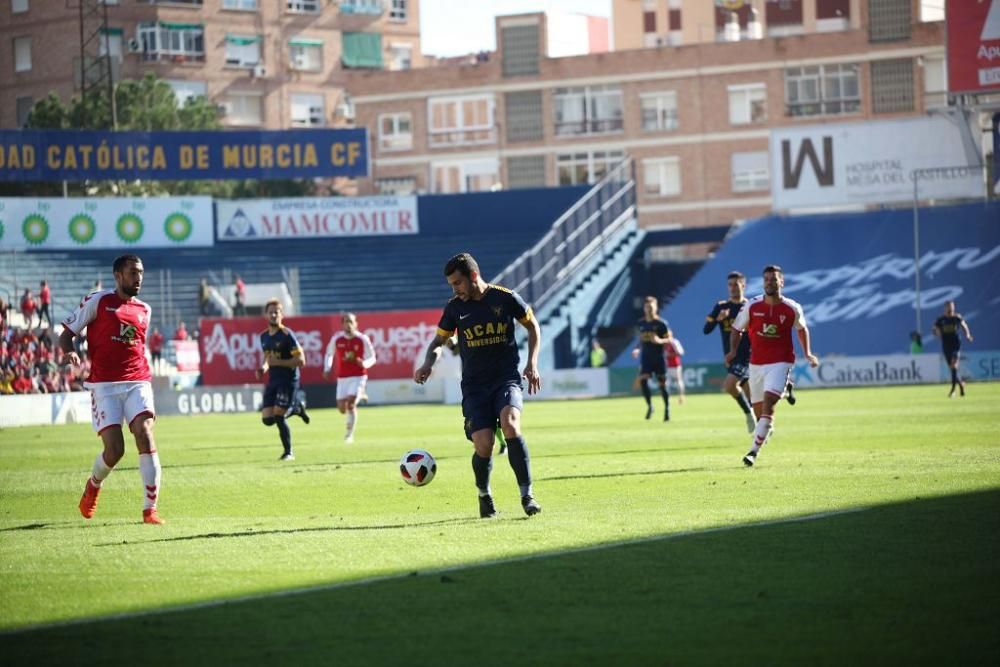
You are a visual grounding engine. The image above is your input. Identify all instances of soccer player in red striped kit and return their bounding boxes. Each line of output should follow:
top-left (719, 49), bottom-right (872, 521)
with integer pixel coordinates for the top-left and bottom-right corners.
top-left (727, 265), bottom-right (819, 467)
top-left (59, 254), bottom-right (164, 524)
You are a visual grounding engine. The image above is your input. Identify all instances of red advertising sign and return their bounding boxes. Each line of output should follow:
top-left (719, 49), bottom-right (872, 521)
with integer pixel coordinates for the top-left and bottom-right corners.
top-left (199, 309), bottom-right (442, 386)
top-left (947, 0), bottom-right (1000, 94)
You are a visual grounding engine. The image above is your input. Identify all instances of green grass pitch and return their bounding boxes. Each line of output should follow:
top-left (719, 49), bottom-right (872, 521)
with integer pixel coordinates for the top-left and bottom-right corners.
top-left (1, 384), bottom-right (998, 665)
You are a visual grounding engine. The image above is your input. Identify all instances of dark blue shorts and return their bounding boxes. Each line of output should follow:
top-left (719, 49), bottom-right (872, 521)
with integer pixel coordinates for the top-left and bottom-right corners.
top-left (639, 356), bottom-right (666, 377)
top-left (462, 379), bottom-right (523, 441)
top-left (262, 379), bottom-right (297, 411)
top-left (727, 359), bottom-right (750, 382)
top-left (943, 345), bottom-right (960, 366)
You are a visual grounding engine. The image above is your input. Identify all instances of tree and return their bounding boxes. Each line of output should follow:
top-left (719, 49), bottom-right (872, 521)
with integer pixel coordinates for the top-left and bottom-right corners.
top-left (10, 73), bottom-right (318, 198)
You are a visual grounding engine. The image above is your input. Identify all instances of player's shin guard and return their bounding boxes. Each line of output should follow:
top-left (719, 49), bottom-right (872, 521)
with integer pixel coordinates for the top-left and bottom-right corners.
top-left (275, 416), bottom-right (292, 455)
top-left (138, 451), bottom-right (161, 510)
top-left (346, 409), bottom-right (357, 436)
top-left (91, 452), bottom-right (114, 487)
top-left (471, 453), bottom-right (493, 495)
top-left (751, 415), bottom-right (772, 453)
top-left (505, 436), bottom-right (533, 498)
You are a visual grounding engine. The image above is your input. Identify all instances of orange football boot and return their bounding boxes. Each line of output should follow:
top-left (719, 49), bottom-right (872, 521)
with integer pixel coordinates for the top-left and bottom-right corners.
top-left (79, 478), bottom-right (100, 519)
top-left (142, 508), bottom-right (165, 525)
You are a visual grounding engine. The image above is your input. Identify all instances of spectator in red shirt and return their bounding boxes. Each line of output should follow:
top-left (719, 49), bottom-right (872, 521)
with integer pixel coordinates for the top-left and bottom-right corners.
top-left (233, 275), bottom-right (247, 317)
top-left (174, 321), bottom-right (189, 341)
top-left (38, 280), bottom-right (52, 329)
top-left (20, 289), bottom-right (37, 329)
top-left (148, 327), bottom-right (164, 372)
top-left (12, 372), bottom-right (33, 394)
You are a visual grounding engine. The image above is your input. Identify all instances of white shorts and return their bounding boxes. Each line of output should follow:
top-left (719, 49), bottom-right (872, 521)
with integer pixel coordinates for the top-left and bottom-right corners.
top-left (85, 381), bottom-right (156, 434)
top-left (336, 375), bottom-right (368, 401)
top-left (747, 362), bottom-right (792, 404)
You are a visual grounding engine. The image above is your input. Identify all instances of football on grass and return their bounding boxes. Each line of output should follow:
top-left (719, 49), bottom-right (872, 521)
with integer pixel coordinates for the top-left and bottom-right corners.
top-left (400, 449), bottom-right (436, 487)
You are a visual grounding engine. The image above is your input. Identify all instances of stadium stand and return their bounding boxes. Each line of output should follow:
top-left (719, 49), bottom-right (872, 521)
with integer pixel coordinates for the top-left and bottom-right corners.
top-left (612, 201), bottom-right (1000, 366)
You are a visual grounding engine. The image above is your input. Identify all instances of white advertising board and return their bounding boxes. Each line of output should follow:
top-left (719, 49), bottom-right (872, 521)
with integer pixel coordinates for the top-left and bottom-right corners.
top-left (216, 195), bottom-right (418, 241)
top-left (771, 114), bottom-right (983, 209)
top-left (0, 197), bottom-right (213, 249)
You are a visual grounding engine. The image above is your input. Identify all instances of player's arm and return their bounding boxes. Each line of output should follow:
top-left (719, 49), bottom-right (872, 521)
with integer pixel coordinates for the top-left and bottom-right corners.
top-left (520, 311), bottom-right (542, 394)
top-left (414, 332), bottom-right (451, 384)
top-left (961, 318), bottom-right (974, 342)
top-left (726, 303), bottom-right (749, 365)
top-left (322, 335), bottom-right (337, 378)
top-left (58, 327), bottom-right (81, 367)
top-left (931, 321), bottom-right (941, 338)
top-left (58, 293), bottom-right (96, 367)
top-left (794, 308), bottom-right (819, 367)
top-left (270, 346), bottom-right (305, 368)
top-left (360, 334), bottom-right (377, 369)
top-left (703, 304), bottom-right (720, 334)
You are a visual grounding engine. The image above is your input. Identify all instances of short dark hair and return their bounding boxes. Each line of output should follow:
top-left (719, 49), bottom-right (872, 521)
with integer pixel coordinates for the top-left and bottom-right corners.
top-left (727, 271), bottom-right (745, 281)
top-left (113, 254), bottom-right (142, 274)
top-left (444, 253), bottom-right (480, 278)
top-left (763, 264), bottom-right (783, 276)
top-left (265, 298), bottom-right (282, 312)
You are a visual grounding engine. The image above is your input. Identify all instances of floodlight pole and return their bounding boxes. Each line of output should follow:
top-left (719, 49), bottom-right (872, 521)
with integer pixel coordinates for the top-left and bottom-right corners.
top-left (912, 172), bottom-right (922, 336)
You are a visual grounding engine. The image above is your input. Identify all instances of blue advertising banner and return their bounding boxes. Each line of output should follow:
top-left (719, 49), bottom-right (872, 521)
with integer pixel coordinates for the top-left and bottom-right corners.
top-left (993, 113), bottom-right (999, 195)
top-left (0, 128), bottom-right (369, 182)
top-left (614, 202), bottom-right (1000, 365)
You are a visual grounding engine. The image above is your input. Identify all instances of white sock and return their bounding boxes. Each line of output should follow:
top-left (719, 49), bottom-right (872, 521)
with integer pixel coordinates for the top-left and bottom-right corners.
top-left (91, 453), bottom-right (113, 487)
top-left (346, 410), bottom-right (357, 436)
top-left (138, 452), bottom-right (161, 510)
top-left (751, 415), bottom-right (772, 453)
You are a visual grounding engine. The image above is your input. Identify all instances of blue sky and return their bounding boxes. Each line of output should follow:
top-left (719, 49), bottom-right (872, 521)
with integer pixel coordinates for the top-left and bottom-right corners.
top-left (419, 0), bottom-right (611, 57)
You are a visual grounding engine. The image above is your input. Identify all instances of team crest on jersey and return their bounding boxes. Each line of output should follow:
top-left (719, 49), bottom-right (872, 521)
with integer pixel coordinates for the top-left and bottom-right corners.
top-left (492, 306), bottom-right (503, 317)
top-left (779, 315), bottom-right (786, 324)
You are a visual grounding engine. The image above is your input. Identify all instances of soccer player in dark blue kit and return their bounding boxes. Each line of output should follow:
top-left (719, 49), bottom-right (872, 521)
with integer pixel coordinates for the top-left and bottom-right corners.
top-left (414, 253), bottom-right (542, 519)
top-left (704, 271), bottom-right (756, 433)
top-left (932, 300), bottom-right (974, 397)
top-left (256, 298), bottom-right (310, 461)
top-left (631, 296), bottom-right (671, 421)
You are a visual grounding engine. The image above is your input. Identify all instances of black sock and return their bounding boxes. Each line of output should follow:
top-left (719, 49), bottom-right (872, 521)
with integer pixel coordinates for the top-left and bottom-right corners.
top-left (640, 380), bottom-right (651, 405)
top-left (505, 436), bottom-right (532, 497)
top-left (471, 453), bottom-right (492, 494)
top-left (951, 368), bottom-right (959, 385)
top-left (275, 416), bottom-right (291, 454)
top-left (660, 385), bottom-right (670, 410)
top-left (734, 393), bottom-right (752, 415)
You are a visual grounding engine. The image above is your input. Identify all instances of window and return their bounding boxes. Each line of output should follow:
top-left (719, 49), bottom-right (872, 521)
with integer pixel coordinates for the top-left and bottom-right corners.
top-left (785, 64), bottom-right (859, 117)
top-left (557, 150), bottom-right (625, 186)
top-left (14, 36), bottom-right (31, 72)
top-left (137, 22), bottom-right (205, 62)
top-left (506, 155), bottom-right (547, 189)
top-left (290, 93), bottom-right (325, 127)
top-left (505, 90), bottom-right (543, 142)
top-left (642, 157), bottom-right (681, 197)
top-left (377, 177), bottom-right (416, 195)
top-left (224, 35), bottom-right (261, 68)
top-left (341, 32), bottom-right (383, 69)
top-left (923, 55), bottom-right (947, 108)
top-left (554, 85), bottom-right (623, 136)
top-left (389, 0), bottom-right (407, 21)
top-left (378, 112), bottom-right (412, 151)
top-left (501, 21), bottom-right (540, 77)
top-left (223, 0), bottom-right (258, 9)
top-left (223, 92), bottom-right (263, 125)
top-left (869, 0), bottom-right (911, 42)
top-left (289, 39), bottom-right (323, 71)
top-left (431, 159), bottom-right (500, 194)
top-left (640, 91), bottom-right (678, 131)
top-left (287, 0), bottom-right (319, 12)
top-left (816, 0), bottom-right (850, 31)
top-left (98, 30), bottom-right (123, 61)
top-left (12, 0), bottom-right (28, 13)
top-left (388, 43), bottom-right (412, 71)
top-left (428, 94), bottom-right (495, 146)
top-left (731, 151), bottom-right (769, 192)
top-left (166, 79), bottom-right (207, 106)
top-left (728, 84), bottom-right (766, 124)
top-left (16, 96), bottom-right (33, 127)
top-left (871, 58), bottom-right (914, 113)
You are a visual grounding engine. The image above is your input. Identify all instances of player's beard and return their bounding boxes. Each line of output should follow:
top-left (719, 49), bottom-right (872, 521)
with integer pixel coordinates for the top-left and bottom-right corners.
top-left (122, 283), bottom-right (140, 297)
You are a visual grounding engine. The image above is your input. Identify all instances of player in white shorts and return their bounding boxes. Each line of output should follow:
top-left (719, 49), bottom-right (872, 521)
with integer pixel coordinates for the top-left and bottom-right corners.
top-left (728, 265), bottom-right (819, 467)
top-left (59, 254), bottom-right (164, 524)
top-left (323, 312), bottom-right (376, 443)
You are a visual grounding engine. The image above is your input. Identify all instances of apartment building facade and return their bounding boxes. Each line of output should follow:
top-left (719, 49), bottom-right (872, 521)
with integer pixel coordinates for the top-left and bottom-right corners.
top-left (0, 0), bottom-right (422, 130)
top-left (347, 0), bottom-right (947, 232)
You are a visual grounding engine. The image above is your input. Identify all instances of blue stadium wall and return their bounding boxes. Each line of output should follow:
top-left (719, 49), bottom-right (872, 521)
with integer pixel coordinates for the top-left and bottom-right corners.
top-left (614, 202), bottom-right (1000, 365)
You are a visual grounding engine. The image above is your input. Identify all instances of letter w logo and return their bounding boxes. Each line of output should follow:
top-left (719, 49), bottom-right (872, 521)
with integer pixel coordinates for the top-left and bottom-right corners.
top-left (782, 137), bottom-right (834, 188)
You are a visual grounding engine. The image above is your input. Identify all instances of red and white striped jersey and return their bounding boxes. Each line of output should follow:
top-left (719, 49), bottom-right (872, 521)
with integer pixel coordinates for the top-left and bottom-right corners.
top-left (324, 331), bottom-right (376, 378)
top-left (62, 289), bottom-right (152, 383)
top-left (732, 295), bottom-right (806, 365)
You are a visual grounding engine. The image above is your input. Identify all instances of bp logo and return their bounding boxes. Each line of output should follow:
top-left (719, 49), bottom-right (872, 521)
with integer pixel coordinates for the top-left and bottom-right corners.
top-left (164, 212), bottom-right (193, 242)
top-left (116, 213), bottom-right (144, 244)
top-left (23, 214), bottom-right (49, 245)
top-left (69, 214), bottom-right (97, 245)
top-left (0, 219), bottom-right (4, 242)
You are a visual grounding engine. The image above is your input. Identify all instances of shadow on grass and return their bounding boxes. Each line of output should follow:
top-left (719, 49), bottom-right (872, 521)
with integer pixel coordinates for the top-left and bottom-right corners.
top-left (540, 466), bottom-right (709, 482)
top-left (4, 490), bottom-right (999, 666)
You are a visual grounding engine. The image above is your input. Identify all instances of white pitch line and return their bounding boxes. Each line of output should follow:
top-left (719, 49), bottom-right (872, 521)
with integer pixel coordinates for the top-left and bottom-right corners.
top-left (1, 507), bottom-right (867, 636)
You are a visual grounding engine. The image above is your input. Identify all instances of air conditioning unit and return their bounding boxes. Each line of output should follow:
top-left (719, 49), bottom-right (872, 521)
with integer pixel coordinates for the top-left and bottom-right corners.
top-left (337, 102), bottom-right (355, 120)
top-left (215, 103), bottom-right (228, 116)
top-left (252, 64), bottom-right (266, 78)
top-left (126, 38), bottom-right (141, 54)
top-left (293, 54), bottom-right (308, 70)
